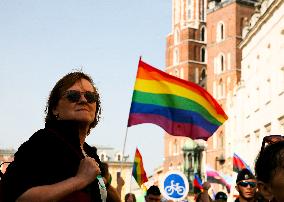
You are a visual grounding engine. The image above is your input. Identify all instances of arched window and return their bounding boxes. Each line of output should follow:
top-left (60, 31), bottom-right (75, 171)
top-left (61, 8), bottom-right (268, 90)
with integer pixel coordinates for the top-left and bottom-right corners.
top-left (201, 46), bottom-right (206, 62)
top-left (217, 22), bottom-right (225, 42)
top-left (201, 68), bottom-right (206, 81)
top-left (174, 29), bottom-right (180, 45)
top-left (221, 54), bottom-right (224, 71)
top-left (200, 26), bottom-right (206, 41)
top-left (220, 24), bottom-right (224, 39)
top-left (187, 0), bottom-right (192, 19)
top-left (117, 154), bottom-right (121, 161)
top-left (173, 48), bottom-right (179, 65)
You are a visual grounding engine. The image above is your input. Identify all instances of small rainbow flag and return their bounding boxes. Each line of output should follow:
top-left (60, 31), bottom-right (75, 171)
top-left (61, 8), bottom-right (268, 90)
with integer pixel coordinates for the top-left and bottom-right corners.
top-left (132, 148), bottom-right (148, 187)
top-left (127, 59), bottom-right (228, 140)
top-left (233, 153), bottom-right (252, 173)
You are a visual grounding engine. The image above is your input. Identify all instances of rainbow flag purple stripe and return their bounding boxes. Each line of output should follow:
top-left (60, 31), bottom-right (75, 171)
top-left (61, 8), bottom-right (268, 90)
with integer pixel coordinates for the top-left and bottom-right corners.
top-left (127, 59), bottom-right (228, 140)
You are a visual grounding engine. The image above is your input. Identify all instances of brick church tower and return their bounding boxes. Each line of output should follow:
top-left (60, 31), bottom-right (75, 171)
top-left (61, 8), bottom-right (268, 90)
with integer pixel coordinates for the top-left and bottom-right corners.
top-left (205, 0), bottom-right (256, 173)
top-left (164, 0), bottom-right (208, 192)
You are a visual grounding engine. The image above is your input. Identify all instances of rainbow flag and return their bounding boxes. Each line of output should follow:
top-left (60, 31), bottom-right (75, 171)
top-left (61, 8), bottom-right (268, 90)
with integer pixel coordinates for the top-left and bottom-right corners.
top-left (233, 153), bottom-right (252, 173)
top-left (127, 59), bottom-right (228, 140)
top-left (132, 148), bottom-right (148, 187)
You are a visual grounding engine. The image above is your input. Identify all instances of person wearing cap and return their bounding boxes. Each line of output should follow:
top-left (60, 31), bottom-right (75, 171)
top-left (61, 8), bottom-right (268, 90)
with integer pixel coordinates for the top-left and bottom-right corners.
top-left (145, 185), bottom-right (162, 202)
top-left (235, 168), bottom-right (257, 202)
top-left (196, 181), bottom-right (213, 202)
top-left (214, 191), bottom-right (227, 202)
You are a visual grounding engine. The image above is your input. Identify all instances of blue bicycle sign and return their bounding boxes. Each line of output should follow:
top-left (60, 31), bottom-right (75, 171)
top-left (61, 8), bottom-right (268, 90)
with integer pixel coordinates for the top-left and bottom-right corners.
top-left (160, 171), bottom-right (189, 201)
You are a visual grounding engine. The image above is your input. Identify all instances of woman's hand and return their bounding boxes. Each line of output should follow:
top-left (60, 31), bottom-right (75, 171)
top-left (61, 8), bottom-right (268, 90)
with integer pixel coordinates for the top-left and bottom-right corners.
top-left (16, 158), bottom-right (101, 202)
top-left (75, 157), bottom-right (101, 186)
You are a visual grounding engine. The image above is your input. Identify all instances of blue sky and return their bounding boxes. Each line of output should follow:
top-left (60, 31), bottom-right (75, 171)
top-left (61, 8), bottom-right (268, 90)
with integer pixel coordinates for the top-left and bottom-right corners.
top-left (0, 1), bottom-right (172, 174)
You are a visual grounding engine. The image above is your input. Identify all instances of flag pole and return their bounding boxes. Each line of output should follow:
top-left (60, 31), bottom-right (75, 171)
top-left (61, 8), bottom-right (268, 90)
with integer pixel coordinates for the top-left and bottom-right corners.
top-left (120, 57), bottom-right (142, 171)
top-left (121, 127), bottom-right (129, 171)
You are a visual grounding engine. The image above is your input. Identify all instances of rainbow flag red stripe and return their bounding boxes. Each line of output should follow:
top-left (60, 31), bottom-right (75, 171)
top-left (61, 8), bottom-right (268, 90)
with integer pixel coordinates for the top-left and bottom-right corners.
top-left (127, 59), bottom-right (228, 140)
top-left (233, 153), bottom-right (252, 173)
top-left (132, 148), bottom-right (148, 187)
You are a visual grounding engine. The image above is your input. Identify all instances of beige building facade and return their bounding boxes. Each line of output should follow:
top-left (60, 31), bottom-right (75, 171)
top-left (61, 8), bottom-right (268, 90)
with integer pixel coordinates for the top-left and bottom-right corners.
top-left (225, 0), bottom-right (284, 170)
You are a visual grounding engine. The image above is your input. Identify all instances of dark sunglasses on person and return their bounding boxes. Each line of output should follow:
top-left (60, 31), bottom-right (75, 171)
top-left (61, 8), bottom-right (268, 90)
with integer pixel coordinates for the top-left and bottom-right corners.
top-left (64, 90), bottom-right (97, 103)
top-left (261, 135), bottom-right (284, 152)
top-left (238, 181), bottom-right (257, 188)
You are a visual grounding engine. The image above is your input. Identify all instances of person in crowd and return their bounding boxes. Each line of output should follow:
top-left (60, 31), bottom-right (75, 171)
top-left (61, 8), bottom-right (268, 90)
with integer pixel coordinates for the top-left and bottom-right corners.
top-left (145, 185), bottom-right (162, 202)
top-left (0, 71), bottom-right (116, 201)
top-left (196, 181), bottom-right (213, 202)
top-left (124, 193), bottom-right (136, 202)
top-left (214, 191), bottom-right (227, 202)
top-left (255, 135), bottom-right (284, 202)
top-left (235, 168), bottom-right (257, 202)
top-left (100, 162), bottom-right (125, 202)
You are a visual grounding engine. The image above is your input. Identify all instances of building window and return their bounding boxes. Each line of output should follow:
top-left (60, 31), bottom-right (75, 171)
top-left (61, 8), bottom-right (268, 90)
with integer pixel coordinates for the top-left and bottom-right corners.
top-left (245, 134), bottom-right (250, 144)
top-left (174, 0), bottom-right (181, 24)
top-left (201, 47), bottom-right (206, 62)
top-left (117, 154), bottom-right (121, 161)
top-left (254, 129), bottom-right (260, 144)
top-left (201, 68), bottom-right (206, 81)
top-left (264, 78), bottom-right (271, 104)
top-left (200, 26), bottom-right (206, 41)
top-left (278, 116), bottom-right (284, 133)
top-left (220, 55), bottom-right (224, 72)
top-left (218, 133), bottom-right (224, 148)
top-left (264, 123), bottom-right (271, 135)
top-left (200, 0), bottom-right (205, 21)
top-left (187, 0), bottom-right (192, 19)
top-left (217, 22), bottom-right (225, 42)
top-left (174, 29), bottom-right (180, 45)
top-left (174, 48), bottom-right (179, 65)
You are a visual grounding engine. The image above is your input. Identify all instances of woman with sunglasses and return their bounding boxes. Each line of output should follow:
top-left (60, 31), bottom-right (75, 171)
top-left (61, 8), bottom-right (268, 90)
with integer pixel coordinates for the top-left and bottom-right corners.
top-left (255, 135), bottom-right (284, 202)
top-left (0, 72), bottom-right (117, 201)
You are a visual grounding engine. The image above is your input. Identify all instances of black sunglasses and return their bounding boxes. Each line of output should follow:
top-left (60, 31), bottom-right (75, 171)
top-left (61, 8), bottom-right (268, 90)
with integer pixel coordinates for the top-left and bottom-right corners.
top-left (238, 181), bottom-right (256, 188)
top-left (261, 135), bottom-right (284, 152)
top-left (64, 90), bottom-right (97, 103)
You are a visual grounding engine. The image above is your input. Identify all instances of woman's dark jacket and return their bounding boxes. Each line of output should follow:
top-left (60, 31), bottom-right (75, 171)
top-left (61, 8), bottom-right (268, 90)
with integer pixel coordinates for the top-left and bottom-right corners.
top-left (1, 120), bottom-right (102, 202)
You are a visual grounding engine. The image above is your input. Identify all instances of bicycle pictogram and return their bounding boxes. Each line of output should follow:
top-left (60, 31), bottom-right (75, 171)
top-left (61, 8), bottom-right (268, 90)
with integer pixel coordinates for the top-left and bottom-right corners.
top-left (165, 180), bottom-right (186, 195)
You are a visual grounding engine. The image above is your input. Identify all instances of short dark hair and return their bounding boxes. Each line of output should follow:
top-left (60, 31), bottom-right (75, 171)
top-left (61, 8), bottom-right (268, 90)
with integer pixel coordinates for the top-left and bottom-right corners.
top-left (146, 185), bottom-right (161, 196)
top-left (215, 191), bottom-right (227, 201)
top-left (45, 71), bottom-right (101, 134)
top-left (255, 141), bottom-right (284, 183)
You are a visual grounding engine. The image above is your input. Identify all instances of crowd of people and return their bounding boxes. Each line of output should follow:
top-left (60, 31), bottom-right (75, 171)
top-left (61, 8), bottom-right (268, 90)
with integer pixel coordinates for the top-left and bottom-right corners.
top-left (0, 71), bottom-right (283, 201)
